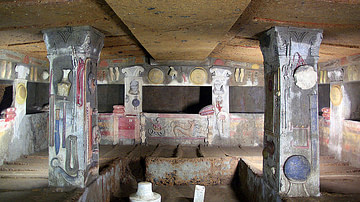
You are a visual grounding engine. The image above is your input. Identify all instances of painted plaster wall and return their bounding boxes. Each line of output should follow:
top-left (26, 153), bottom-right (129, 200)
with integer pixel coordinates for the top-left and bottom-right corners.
top-left (319, 54), bottom-right (360, 167)
top-left (141, 113), bottom-right (209, 145)
top-left (99, 113), bottom-right (114, 144)
top-left (98, 84), bottom-right (124, 113)
top-left (344, 82), bottom-right (360, 121)
top-left (0, 112), bottom-right (48, 166)
top-left (26, 82), bottom-right (49, 114)
top-left (328, 83), bottom-right (359, 162)
top-left (230, 113), bottom-right (264, 146)
top-left (229, 86), bottom-right (265, 113)
top-left (99, 112), bottom-right (264, 146)
top-left (142, 86), bottom-right (212, 113)
top-left (342, 120), bottom-right (360, 167)
top-left (320, 118), bottom-right (360, 168)
top-left (319, 117), bottom-right (330, 149)
top-left (98, 113), bottom-right (140, 145)
top-left (318, 84), bottom-right (330, 111)
top-left (0, 121), bottom-right (14, 166)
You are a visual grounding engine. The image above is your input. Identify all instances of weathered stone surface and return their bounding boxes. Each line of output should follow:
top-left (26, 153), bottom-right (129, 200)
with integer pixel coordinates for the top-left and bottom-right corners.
top-left (146, 156), bottom-right (240, 186)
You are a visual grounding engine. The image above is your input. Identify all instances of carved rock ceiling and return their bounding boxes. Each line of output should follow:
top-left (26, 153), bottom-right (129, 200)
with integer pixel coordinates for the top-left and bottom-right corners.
top-left (0, 0), bottom-right (359, 64)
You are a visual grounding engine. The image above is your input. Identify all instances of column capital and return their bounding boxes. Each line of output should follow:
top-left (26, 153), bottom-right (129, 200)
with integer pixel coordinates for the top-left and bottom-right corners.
top-left (43, 26), bottom-right (104, 59)
top-left (210, 66), bottom-right (231, 79)
top-left (15, 64), bottom-right (30, 79)
top-left (122, 66), bottom-right (144, 77)
top-left (260, 26), bottom-right (323, 72)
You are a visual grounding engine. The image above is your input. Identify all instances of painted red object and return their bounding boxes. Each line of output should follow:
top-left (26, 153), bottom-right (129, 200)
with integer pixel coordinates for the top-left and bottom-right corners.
top-left (321, 107), bottom-right (330, 113)
top-left (5, 107), bottom-right (16, 121)
top-left (182, 73), bottom-right (187, 82)
top-left (216, 101), bottom-right (222, 112)
top-left (77, 59), bottom-right (85, 106)
top-left (99, 60), bottom-right (109, 68)
top-left (214, 59), bottom-right (225, 66)
top-left (199, 105), bottom-right (214, 116)
top-left (23, 55), bottom-right (30, 64)
top-left (116, 117), bottom-right (139, 139)
top-left (113, 105), bottom-right (125, 115)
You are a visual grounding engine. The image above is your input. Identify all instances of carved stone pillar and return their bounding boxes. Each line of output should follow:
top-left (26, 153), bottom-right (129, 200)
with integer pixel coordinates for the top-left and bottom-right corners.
top-left (260, 26), bottom-right (322, 197)
top-left (43, 26), bottom-right (104, 188)
top-left (13, 64), bottom-right (30, 137)
top-left (210, 67), bottom-right (231, 143)
top-left (122, 66), bottom-right (144, 115)
top-left (329, 82), bottom-right (349, 159)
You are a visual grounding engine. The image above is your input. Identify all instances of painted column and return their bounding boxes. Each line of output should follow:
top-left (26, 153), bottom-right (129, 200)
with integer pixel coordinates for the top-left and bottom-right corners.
top-left (43, 26), bottom-right (104, 188)
top-left (260, 26), bottom-right (322, 197)
top-left (13, 64), bottom-right (30, 137)
top-left (210, 67), bottom-right (231, 143)
top-left (328, 71), bottom-right (350, 159)
top-left (122, 66), bottom-right (144, 115)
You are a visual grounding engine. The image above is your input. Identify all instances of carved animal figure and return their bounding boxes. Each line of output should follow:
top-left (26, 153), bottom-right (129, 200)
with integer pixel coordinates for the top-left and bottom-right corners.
top-left (172, 120), bottom-right (196, 137)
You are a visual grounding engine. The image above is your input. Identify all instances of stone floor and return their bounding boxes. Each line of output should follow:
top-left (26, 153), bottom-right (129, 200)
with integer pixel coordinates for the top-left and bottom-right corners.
top-left (0, 145), bottom-right (359, 201)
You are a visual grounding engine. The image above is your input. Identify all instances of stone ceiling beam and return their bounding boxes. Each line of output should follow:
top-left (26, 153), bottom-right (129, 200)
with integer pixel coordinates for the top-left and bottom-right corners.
top-left (105, 0), bottom-right (251, 61)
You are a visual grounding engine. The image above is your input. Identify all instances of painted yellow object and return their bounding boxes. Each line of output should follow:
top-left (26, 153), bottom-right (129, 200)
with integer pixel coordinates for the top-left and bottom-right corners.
top-left (190, 67), bottom-right (207, 85)
top-left (16, 83), bottom-right (27, 105)
top-left (251, 64), bottom-right (260, 69)
top-left (148, 68), bottom-right (164, 84)
top-left (330, 85), bottom-right (342, 106)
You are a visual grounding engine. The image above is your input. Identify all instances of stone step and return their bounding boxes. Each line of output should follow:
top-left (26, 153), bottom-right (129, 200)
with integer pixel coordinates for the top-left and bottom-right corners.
top-left (0, 164), bottom-right (46, 172)
top-left (320, 167), bottom-right (360, 175)
top-left (199, 145), bottom-right (226, 158)
top-left (4, 158), bottom-right (48, 166)
top-left (319, 155), bottom-right (336, 163)
top-left (219, 146), bottom-right (244, 157)
top-left (0, 170), bottom-right (48, 179)
top-left (178, 145), bottom-right (199, 158)
top-left (151, 145), bottom-right (177, 158)
top-left (0, 178), bottom-right (49, 191)
top-left (320, 161), bottom-right (350, 167)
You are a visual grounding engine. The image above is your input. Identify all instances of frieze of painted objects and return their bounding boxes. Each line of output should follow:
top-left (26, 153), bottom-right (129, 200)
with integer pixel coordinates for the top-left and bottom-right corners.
top-left (318, 53), bottom-right (360, 83)
top-left (0, 50), bottom-right (49, 83)
top-left (43, 26), bottom-right (104, 188)
top-left (260, 26), bottom-right (322, 197)
top-left (96, 57), bottom-right (264, 87)
top-left (0, 60), bottom-right (49, 83)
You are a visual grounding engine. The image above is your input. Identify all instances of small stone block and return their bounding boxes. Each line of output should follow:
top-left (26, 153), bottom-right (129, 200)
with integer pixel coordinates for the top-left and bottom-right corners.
top-left (194, 185), bottom-right (205, 202)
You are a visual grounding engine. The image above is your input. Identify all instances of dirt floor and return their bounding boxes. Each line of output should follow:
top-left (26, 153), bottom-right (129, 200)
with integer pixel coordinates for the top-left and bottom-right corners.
top-left (112, 184), bottom-right (242, 202)
top-left (1, 145), bottom-right (360, 202)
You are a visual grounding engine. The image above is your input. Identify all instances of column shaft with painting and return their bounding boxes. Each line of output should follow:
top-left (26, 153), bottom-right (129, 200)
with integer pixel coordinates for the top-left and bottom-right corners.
top-left (43, 26), bottom-right (104, 188)
top-left (260, 26), bottom-right (322, 197)
top-left (122, 66), bottom-right (144, 115)
top-left (210, 67), bottom-right (231, 144)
